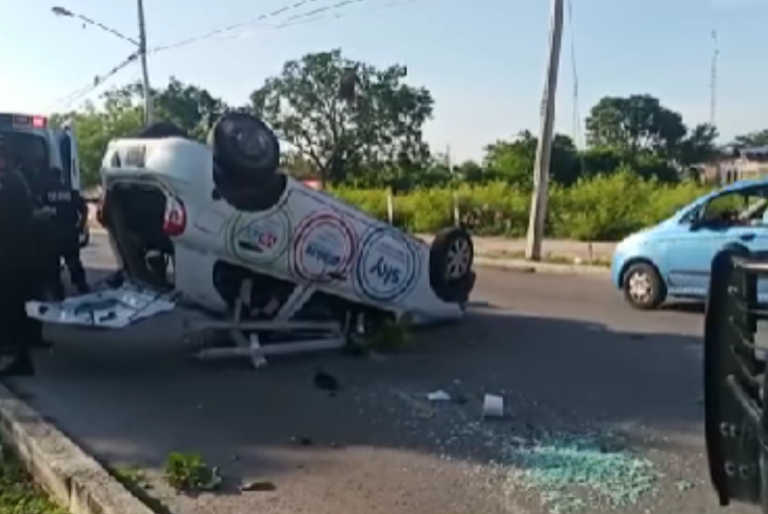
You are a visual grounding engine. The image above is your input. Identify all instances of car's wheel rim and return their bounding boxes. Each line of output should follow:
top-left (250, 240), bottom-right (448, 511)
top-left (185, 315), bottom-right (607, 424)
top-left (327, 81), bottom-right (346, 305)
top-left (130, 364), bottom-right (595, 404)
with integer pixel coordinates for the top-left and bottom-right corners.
top-left (628, 271), bottom-right (653, 303)
top-left (446, 237), bottom-right (471, 279)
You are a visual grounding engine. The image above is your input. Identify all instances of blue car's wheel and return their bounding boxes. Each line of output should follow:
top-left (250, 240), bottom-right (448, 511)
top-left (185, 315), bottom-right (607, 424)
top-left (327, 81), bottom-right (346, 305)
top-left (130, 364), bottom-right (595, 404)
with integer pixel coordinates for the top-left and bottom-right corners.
top-left (622, 262), bottom-right (666, 310)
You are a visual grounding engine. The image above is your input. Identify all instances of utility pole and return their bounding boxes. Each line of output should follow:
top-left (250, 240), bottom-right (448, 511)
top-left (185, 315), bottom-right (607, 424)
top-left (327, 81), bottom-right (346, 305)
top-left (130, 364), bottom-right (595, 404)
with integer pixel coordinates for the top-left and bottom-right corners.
top-left (52, 4), bottom-right (154, 125)
top-left (137, 0), bottom-right (154, 125)
top-left (709, 29), bottom-right (719, 128)
top-left (525, 0), bottom-right (564, 261)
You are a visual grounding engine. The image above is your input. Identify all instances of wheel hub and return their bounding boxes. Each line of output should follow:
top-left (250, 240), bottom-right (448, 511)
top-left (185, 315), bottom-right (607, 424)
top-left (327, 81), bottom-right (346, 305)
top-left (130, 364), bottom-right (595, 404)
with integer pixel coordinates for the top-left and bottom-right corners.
top-left (628, 271), bottom-right (653, 302)
top-left (445, 238), bottom-right (471, 279)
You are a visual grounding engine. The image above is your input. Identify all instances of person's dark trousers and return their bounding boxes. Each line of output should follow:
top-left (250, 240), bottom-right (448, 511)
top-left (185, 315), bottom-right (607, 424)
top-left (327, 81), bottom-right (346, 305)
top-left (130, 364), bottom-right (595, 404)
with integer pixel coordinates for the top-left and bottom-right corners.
top-left (61, 235), bottom-right (88, 293)
top-left (0, 273), bottom-right (35, 376)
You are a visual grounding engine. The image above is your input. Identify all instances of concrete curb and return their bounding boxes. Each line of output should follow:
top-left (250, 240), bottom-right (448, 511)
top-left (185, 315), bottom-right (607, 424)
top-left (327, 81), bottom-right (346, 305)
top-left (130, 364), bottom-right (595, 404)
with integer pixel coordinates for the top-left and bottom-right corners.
top-left (475, 256), bottom-right (611, 276)
top-left (0, 383), bottom-right (156, 514)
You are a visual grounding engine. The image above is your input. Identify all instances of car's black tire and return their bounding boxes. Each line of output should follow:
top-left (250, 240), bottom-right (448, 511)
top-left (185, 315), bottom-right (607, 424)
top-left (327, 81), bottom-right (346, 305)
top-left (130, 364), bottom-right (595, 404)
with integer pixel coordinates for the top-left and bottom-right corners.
top-left (212, 165), bottom-right (287, 212)
top-left (429, 227), bottom-right (476, 303)
top-left (208, 112), bottom-right (280, 183)
top-left (622, 261), bottom-right (666, 310)
top-left (134, 121), bottom-right (190, 139)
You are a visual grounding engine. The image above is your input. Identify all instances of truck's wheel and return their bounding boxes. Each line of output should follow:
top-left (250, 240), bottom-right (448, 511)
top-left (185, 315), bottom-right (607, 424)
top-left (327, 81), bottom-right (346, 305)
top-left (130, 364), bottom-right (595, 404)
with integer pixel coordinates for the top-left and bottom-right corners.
top-left (429, 227), bottom-right (476, 303)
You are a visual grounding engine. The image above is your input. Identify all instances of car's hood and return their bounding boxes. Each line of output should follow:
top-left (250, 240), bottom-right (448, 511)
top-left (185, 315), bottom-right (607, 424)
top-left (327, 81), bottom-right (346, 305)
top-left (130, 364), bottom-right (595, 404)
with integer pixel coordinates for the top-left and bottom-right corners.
top-left (615, 225), bottom-right (661, 251)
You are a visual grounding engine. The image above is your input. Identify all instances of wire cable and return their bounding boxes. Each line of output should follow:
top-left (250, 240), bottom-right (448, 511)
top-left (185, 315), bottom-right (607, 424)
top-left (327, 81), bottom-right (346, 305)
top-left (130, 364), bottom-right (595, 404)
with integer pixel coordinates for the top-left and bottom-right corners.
top-left (150, 0), bottom-right (328, 53)
top-left (566, 0), bottom-right (584, 150)
top-left (165, 0), bottom-right (418, 49)
top-left (46, 52), bottom-right (139, 111)
top-left (231, 0), bottom-right (418, 37)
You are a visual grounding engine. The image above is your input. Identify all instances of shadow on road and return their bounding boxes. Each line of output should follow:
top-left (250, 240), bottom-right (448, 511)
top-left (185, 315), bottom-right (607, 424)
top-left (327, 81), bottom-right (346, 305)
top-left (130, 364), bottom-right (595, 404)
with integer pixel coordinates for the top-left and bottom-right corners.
top-left (14, 303), bottom-right (704, 462)
top-left (8, 265), bottom-right (715, 514)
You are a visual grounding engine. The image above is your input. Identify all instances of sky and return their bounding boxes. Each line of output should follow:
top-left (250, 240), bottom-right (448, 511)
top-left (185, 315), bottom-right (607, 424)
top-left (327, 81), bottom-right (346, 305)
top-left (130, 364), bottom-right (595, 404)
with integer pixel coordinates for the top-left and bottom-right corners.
top-left (1, 0), bottom-right (767, 162)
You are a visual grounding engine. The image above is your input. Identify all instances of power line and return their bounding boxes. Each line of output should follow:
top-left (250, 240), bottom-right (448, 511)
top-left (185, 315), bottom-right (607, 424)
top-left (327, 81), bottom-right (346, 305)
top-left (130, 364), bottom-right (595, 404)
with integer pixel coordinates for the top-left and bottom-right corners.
top-left (710, 29), bottom-right (719, 128)
top-left (187, 0), bottom-right (419, 47)
top-left (566, 0), bottom-right (583, 150)
top-left (47, 52), bottom-right (139, 111)
top-left (150, 0), bottom-right (328, 53)
top-left (258, 0), bottom-right (417, 31)
top-left (150, 0), bottom-right (418, 54)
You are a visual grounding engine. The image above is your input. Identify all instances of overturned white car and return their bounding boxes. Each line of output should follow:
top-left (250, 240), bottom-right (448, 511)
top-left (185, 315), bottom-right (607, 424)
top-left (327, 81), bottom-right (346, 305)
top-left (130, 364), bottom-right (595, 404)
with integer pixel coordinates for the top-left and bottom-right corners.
top-left (26, 112), bottom-right (476, 366)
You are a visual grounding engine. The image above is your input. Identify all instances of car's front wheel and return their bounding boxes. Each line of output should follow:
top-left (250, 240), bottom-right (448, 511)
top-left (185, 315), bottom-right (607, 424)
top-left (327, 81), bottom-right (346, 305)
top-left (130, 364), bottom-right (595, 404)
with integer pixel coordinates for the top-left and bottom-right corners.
top-left (622, 262), bottom-right (666, 310)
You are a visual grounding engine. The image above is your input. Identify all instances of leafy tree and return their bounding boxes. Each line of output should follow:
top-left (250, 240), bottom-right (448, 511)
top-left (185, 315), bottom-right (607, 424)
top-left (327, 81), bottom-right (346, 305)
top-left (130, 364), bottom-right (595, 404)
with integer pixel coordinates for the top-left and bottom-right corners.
top-left (249, 49), bottom-right (434, 187)
top-left (679, 123), bottom-right (719, 165)
top-left (483, 131), bottom-right (581, 187)
top-left (52, 78), bottom-right (228, 187)
top-left (585, 95), bottom-right (687, 155)
top-left (734, 129), bottom-right (768, 148)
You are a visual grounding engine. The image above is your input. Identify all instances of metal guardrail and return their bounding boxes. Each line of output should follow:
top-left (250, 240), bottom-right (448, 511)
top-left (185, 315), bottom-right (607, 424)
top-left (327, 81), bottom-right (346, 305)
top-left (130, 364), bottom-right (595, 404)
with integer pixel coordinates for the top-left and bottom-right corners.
top-left (704, 247), bottom-right (768, 510)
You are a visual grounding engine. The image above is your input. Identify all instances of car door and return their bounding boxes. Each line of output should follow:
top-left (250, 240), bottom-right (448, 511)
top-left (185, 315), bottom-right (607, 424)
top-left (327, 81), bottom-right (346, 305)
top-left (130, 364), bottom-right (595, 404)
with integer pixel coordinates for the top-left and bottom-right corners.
top-left (25, 285), bottom-right (178, 329)
top-left (665, 185), bottom-right (768, 295)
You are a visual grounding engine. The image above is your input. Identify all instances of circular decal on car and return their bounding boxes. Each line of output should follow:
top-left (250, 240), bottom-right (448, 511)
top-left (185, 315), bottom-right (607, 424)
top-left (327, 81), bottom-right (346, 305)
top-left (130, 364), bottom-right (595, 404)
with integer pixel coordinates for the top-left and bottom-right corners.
top-left (231, 210), bottom-right (290, 264)
top-left (354, 226), bottom-right (420, 303)
top-left (291, 213), bottom-right (357, 282)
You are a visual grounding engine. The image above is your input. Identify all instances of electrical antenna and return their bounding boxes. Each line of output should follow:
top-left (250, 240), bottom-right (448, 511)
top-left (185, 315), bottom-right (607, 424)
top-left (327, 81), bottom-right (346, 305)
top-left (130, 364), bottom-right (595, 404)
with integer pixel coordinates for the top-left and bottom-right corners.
top-left (710, 29), bottom-right (719, 128)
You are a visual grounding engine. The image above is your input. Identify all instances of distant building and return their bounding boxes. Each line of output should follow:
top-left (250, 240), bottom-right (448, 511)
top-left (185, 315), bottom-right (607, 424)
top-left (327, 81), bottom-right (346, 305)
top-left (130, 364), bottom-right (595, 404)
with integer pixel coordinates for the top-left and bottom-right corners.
top-left (702, 146), bottom-right (768, 185)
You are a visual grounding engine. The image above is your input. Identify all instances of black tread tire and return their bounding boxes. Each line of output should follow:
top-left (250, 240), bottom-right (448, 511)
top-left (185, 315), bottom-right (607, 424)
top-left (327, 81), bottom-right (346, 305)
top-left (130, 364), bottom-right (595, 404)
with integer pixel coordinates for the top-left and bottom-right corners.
top-left (622, 261), bottom-right (666, 310)
top-left (208, 112), bottom-right (279, 183)
top-left (134, 121), bottom-right (189, 139)
top-left (429, 227), bottom-right (475, 303)
top-left (213, 166), bottom-right (287, 213)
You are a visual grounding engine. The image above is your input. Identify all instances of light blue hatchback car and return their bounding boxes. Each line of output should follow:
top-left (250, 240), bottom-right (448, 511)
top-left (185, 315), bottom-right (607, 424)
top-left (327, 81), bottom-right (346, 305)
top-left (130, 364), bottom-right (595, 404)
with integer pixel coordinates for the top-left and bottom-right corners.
top-left (611, 178), bottom-right (768, 309)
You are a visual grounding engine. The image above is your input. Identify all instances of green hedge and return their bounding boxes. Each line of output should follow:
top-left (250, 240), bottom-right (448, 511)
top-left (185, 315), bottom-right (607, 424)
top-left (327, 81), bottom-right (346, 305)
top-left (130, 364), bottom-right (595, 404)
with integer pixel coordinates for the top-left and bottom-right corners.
top-left (332, 170), bottom-right (713, 241)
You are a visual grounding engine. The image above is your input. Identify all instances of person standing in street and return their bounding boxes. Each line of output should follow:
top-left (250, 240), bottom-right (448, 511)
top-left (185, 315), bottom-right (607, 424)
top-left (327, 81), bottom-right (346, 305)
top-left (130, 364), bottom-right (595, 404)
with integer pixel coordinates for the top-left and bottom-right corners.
top-left (42, 168), bottom-right (89, 298)
top-left (0, 136), bottom-right (40, 376)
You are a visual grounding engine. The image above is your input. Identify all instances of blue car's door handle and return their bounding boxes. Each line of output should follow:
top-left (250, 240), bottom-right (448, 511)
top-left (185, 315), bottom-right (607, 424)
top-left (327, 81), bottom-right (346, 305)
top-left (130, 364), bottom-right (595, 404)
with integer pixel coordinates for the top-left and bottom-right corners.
top-left (740, 233), bottom-right (756, 241)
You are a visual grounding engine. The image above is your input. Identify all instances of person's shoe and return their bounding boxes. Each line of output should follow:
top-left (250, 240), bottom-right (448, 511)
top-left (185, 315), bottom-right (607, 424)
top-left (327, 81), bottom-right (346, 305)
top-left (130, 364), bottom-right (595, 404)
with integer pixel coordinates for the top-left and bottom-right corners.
top-left (11, 351), bottom-right (35, 377)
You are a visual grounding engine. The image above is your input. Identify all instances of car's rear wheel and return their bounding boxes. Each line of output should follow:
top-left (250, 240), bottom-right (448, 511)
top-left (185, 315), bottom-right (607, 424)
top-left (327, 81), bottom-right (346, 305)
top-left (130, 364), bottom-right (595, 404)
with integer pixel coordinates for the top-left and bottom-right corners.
top-left (208, 112), bottom-right (285, 212)
top-left (208, 112), bottom-right (280, 182)
top-left (622, 261), bottom-right (666, 310)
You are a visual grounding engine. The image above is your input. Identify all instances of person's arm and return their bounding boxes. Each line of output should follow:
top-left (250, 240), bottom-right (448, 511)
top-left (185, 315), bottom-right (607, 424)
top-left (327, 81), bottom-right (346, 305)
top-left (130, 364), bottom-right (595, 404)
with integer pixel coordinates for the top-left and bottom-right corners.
top-left (74, 192), bottom-right (88, 228)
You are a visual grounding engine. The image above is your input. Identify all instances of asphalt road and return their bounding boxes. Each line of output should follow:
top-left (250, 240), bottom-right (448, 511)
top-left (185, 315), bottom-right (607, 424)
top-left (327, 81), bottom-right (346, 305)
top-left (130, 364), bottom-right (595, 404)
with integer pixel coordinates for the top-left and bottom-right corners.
top-left (5, 233), bottom-right (758, 514)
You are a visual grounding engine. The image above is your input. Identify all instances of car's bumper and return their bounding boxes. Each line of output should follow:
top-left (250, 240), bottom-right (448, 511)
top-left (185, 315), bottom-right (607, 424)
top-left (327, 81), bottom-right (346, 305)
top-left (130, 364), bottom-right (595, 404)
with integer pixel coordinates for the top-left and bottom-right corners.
top-left (610, 251), bottom-right (625, 289)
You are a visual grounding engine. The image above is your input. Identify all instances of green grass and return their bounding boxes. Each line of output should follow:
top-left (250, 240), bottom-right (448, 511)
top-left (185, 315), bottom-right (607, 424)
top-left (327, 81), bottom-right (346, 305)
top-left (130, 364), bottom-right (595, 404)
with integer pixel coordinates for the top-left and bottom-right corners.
top-left (0, 448), bottom-right (65, 514)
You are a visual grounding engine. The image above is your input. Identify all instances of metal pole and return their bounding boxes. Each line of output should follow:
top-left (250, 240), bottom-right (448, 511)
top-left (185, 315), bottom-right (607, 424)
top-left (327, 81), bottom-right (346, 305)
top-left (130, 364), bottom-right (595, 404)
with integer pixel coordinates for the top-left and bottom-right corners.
top-left (447, 144), bottom-right (460, 226)
top-left (137, 0), bottom-right (154, 125)
top-left (525, 0), bottom-right (564, 261)
top-left (710, 30), bottom-right (719, 128)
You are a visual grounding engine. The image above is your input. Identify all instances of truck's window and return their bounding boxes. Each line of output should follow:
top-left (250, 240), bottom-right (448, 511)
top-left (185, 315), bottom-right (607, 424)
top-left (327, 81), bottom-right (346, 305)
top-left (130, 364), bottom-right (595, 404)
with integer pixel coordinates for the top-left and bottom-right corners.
top-left (0, 130), bottom-right (49, 173)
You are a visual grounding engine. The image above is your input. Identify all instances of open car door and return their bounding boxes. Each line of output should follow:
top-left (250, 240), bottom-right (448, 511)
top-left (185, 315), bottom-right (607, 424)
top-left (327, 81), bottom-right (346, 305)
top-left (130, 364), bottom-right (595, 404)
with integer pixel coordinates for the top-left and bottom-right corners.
top-left (26, 285), bottom-right (177, 329)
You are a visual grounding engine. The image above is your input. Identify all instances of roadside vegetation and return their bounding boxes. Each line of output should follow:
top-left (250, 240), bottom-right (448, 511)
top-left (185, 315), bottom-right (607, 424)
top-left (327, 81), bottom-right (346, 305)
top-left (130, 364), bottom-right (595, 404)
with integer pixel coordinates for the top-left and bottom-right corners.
top-left (334, 172), bottom-right (711, 242)
top-left (60, 49), bottom-right (760, 246)
top-left (0, 446), bottom-right (66, 514)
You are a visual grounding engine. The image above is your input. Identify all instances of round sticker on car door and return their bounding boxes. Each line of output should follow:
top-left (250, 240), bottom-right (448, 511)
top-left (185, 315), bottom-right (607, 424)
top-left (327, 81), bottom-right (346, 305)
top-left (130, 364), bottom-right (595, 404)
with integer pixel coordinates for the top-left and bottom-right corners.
top-left (230, 211), bottom-right (290, 265)
top-left (354, 226), bottom-right (420, 303)
top-left (291, 213), bottom-right (356, 282)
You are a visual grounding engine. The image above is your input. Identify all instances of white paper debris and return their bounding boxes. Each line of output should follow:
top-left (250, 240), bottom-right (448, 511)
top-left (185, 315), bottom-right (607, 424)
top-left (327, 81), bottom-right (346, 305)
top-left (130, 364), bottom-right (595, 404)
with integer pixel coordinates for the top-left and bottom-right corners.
top-left (427, 390), bottom-right (452, 402)
top-left (482, 393), bottom-right (505, 418)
